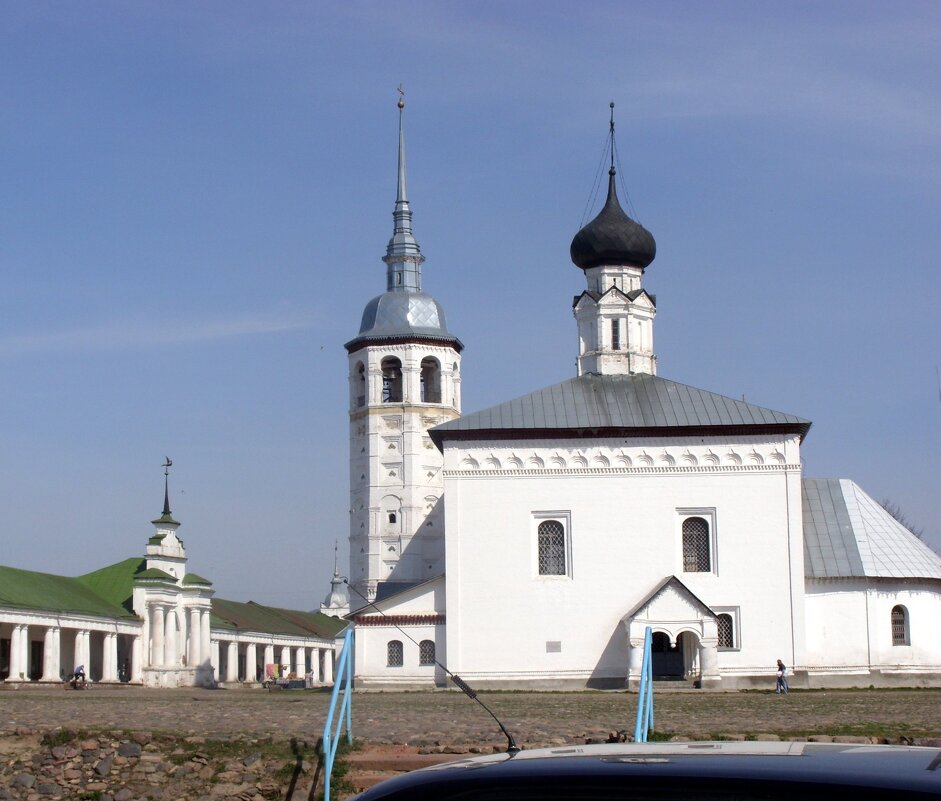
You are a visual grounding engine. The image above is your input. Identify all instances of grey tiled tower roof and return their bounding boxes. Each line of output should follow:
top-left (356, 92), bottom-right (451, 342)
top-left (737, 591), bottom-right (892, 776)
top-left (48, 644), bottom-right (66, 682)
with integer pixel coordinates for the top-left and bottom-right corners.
top-left (346, 96), bottom-right (461, 353)
top-left (802, 478), bottom-right (941, 580)
top-left (430, 373), bottom-right (810, 446)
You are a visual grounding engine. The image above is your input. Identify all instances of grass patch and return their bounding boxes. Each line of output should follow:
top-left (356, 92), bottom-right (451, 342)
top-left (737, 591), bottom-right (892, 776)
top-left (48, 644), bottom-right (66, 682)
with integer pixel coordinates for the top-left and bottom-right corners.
top-left (316, 738), bottom-right (360, 801)
top-left (41, 729), bottom-right (90, 747)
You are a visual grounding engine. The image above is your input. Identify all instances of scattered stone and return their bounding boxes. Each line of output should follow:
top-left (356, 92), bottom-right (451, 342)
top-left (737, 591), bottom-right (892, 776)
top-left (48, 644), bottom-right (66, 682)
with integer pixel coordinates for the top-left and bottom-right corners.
top-left (117, 742), bottom-right (142, 758)
top-left (11, 773), bottom-right (36, 788)
top-left (96, 756), bottom-right (114, 775)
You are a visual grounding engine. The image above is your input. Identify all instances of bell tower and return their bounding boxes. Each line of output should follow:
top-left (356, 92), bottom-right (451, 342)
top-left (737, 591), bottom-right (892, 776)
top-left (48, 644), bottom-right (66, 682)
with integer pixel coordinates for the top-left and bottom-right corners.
top-left (570, 105), bottom-right (658, 377)
top-left (345, 94), bottom-right (463, 602)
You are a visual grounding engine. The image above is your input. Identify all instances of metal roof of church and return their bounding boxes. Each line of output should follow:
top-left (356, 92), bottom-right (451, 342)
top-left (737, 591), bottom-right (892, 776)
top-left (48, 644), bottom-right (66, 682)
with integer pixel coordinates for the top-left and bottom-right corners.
top-left (802, 478), bottom-right (941, 580)
top-left (430, 373), bottom-right (811, 446)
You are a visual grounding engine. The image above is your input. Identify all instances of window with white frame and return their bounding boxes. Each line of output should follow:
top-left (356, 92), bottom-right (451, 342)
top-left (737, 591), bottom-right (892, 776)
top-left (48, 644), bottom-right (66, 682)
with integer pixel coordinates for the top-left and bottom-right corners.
top-left (717, 614), bottom-right (734, 649)
top-left (713, 606), bottom-right (739, 650)
top-left (419, 639), bottom-right (435, 666)
top-left (891, 605), bottom-right (909, 646)
top-left (677, 509), bottom-right (717, 574)
top-left (387, 640), bottom-right (403, 667)
top-left (534, 512), bottom-right (571, 577)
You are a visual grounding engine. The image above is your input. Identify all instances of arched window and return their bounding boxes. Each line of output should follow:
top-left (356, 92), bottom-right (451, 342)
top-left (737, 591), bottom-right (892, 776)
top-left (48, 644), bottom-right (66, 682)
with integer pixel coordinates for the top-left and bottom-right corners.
top-left (682, 517), bottom-right (711, 572)
top-left (355, 362), bottom-right (366, 407)
top-left (420, 357), bottom-right (441, 403)
top-left (717, 614), bottom-right (734, 649)
top-left (419, 640), bottom-right (435, 666)
top-left (891, 605), bottom-right (909, 646)
top-left (387, 640), bottom-right (403, 667)
top-left (388, 512), bottom-right (396, 524)
top-left (538, 520), bottom-right (566, 576)
top-left (381, 357), bottom-right (403, 403)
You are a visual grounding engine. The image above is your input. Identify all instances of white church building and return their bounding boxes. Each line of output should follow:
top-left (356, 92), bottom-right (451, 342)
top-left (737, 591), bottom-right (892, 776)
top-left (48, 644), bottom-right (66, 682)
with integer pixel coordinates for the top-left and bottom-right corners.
top-left (345, 102), bottom-right (941, 690)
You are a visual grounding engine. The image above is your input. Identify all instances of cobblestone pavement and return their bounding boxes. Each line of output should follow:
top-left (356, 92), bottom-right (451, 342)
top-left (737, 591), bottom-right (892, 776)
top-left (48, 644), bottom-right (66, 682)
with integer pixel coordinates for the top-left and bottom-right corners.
top-left (3, 685), bottom-right (940, 747)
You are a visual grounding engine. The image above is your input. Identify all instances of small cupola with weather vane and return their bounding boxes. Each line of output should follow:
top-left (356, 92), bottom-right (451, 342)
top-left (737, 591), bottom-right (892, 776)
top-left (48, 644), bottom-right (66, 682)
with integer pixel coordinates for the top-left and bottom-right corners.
top-left (144, 457), bottom-right (187, 582)
top-left (571, 104), bottom-right (658, 377)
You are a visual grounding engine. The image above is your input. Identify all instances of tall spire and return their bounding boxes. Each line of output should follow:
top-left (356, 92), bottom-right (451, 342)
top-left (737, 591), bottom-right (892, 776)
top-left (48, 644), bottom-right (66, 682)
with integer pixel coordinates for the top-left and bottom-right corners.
top-left (152, 456), bottom-right (179, 526)
top-left (383, 86), bottom-right (425, 292)
top-left (396, 86), bottom-right (408, 206)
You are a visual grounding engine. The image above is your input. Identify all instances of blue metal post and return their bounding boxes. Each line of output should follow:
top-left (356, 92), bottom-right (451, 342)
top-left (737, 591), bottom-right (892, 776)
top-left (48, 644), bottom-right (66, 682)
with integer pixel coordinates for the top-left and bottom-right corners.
top-left (633, 626), bottom-right (654, 742)
top-left (323, 627), bottom-right (354, 801)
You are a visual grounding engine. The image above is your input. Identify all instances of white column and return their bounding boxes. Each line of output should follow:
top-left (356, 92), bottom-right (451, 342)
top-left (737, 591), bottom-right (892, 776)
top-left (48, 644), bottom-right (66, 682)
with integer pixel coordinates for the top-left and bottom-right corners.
top-left (245, 643), bottom-right (257, 682)
top-left (279, 646), bottom-right (291, 675)
top-left (164, 609), bottom-right (177, 666)
top-left (151, 606), bottom-right (165, 667)
top-left (188, 608), bottom-right (201, 666)
top-left (131, 635), bottom-right (142, 682)
top-left (226, 641), bottom-right (238, 682)
top-left (7, 625), bottom-right (22, 680)
top-left (177, 608), bottom-right (187, 666)
top-left (627, 637), bottom-right (644, 683)
top-left (264, 644), bottom-right (274, 674)
top-left (80, 630), bottom-right (91, 677)
top-left (22, 624), bottom-right (33, 680)
top-left (294, 647), bottom-right (305, 677)
top-left (41, 627), bottom-right (60, 682)
top-left (200, 609), bottom-right (211, 665)
top-left (699, 638), bottom-right (721, 687)
top-left (102, 633), bottom-right (118, 681)
top-left (323, 648), bottom-right (334, 685)
top-left (210, 640), bottom-right (220, 680)
top-left (70, 629), bottom-right (81, 674)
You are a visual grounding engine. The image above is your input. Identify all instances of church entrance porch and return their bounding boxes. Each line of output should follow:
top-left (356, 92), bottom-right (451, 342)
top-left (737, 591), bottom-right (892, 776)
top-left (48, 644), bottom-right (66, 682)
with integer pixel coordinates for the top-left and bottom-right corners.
top-left (651, 631), bottom-right (682, 678)
top-left (622, 576), bottom-right (723, 690)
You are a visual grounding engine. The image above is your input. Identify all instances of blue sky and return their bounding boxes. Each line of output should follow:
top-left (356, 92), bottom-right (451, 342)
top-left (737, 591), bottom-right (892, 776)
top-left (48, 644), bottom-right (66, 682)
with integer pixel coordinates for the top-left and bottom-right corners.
top-left (2, 2), bottom-right (938, 607)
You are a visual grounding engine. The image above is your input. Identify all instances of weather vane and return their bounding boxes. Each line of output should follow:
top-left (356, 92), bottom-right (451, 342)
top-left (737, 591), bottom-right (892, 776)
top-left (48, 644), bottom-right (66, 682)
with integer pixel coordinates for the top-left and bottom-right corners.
top-left (163, 456), bottom-right (172, 477)
top-left (397, 84), bottom-right (405, 109)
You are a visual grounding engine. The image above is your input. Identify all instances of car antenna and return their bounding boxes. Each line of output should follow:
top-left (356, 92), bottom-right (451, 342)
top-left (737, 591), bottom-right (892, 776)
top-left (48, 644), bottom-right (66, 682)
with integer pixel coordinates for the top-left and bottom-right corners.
top-left (343, 578), bottom-right (521, 755)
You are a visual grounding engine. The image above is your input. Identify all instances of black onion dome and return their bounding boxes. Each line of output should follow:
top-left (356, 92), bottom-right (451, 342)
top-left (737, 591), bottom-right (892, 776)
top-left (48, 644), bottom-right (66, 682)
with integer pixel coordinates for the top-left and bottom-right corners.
top-left (570, 171), bottom-right (656, 270)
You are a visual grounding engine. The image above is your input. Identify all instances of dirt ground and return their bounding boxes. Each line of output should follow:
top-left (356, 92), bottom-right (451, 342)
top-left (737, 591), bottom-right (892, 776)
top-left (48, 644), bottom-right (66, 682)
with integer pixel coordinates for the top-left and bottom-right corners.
top-left (2, 685), bottom-right (940, 746)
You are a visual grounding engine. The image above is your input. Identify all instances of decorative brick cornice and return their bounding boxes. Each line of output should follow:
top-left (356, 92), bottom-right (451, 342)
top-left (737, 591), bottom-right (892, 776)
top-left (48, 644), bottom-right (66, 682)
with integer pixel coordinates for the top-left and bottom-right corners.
top-left (352, 614), bottom-right (445, 627)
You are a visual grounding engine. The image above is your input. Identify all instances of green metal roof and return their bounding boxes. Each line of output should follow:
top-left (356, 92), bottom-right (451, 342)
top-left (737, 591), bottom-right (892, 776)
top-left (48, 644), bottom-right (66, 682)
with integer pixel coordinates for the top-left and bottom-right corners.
top-left (77, 558), bottom-right (146, 614)
top-left (182, 572), bottom-right (213, 586)
top-left (134, 568), bottom-right (177, 582)
top-left (0, 564), bottom-right (137, 619)
top-left (211, 598), bottom-right (347, 639)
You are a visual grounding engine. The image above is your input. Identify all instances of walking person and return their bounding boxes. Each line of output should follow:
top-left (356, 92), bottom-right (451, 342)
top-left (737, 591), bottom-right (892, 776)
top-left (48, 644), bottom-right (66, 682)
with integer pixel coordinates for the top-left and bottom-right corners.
top-left (775, 659), bottom-right (789, 694)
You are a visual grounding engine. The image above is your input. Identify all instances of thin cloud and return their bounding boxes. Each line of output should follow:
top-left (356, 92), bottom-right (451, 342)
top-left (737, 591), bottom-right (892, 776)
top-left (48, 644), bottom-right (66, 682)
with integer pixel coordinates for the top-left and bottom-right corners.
top-left (0, 311), bottom-right (314, 357)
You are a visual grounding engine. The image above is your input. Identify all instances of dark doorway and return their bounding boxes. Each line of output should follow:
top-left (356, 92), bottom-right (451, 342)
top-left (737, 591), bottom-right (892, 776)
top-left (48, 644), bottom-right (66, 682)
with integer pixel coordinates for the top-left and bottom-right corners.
top-left (651, 632), bottom-right (683, 678)
top-left (29, 639), bottom-right (43, 681)
top-left (0, 638), bottom-right (9, 679)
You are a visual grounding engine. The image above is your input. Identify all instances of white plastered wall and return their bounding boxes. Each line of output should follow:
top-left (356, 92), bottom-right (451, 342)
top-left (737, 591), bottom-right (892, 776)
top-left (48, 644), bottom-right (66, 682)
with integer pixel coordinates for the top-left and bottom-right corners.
top-left (351, 576), bottom-right (446, 687)
top-left (443, 434), bottom-right (804, 688)
top-left (804, 578), bottom-right (941, 681)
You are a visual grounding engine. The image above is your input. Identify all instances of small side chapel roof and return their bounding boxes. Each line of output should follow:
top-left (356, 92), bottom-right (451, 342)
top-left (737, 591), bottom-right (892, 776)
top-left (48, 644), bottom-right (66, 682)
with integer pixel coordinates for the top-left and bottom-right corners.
top-left (430, 373), bottom-right (810, 446)
top-left (802, 479), bottom-right (941, 580)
